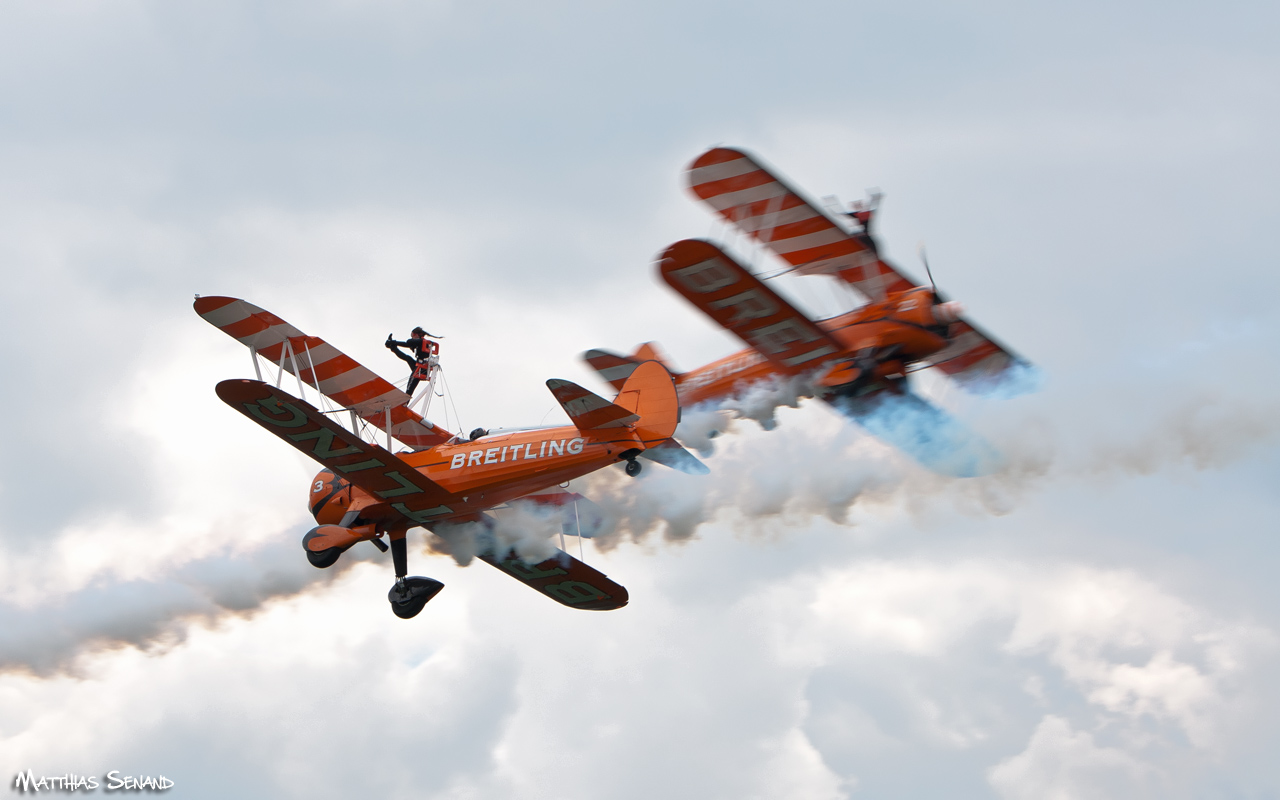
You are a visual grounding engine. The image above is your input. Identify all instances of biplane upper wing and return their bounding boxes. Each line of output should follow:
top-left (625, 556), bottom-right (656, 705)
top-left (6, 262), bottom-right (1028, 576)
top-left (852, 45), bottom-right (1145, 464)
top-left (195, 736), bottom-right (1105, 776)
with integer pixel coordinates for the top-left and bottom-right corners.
top-left (196, 296), bottom-right (450, 449)
top-left (686, 146), bottom-right (916, 301)
top-left (920, 318), bottom-right (1034, 392)
top-left (658, 239), bottom-right (844, 374)
top-left (216, 379), bottom-right (459, 524)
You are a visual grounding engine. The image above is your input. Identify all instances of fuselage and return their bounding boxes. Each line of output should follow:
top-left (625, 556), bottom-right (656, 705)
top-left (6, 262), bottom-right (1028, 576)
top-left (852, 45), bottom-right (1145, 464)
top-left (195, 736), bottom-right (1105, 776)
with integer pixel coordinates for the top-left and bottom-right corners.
top-left (310, 423), bottom-right (640, 528)
top-left (674, 285), bottom-right (949, 406)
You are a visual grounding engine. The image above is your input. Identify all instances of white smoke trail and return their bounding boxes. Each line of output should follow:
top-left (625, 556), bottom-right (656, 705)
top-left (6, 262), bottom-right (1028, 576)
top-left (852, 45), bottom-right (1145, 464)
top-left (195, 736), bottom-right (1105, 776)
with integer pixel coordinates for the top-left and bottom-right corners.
top-left (429, 502), bottom-right (564, 567)
top-left (9, 385), bottom-right (1273, 676)
top-left (581, 389), bottom-right (1280, 547)
top-left (0, 532), bottom-right (379, 677)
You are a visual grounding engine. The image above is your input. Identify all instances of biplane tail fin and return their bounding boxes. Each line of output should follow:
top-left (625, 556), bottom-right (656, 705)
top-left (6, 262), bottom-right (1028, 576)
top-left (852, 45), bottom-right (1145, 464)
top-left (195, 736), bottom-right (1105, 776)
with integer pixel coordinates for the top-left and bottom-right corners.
top-left (632, 342), bottom-right (676, 372)
top-left (546, 361), bottom-right (681, 445)
top-left (611, 360), bottom-right (681, 443)
top-left (582, 341), bottom-right (678, 392)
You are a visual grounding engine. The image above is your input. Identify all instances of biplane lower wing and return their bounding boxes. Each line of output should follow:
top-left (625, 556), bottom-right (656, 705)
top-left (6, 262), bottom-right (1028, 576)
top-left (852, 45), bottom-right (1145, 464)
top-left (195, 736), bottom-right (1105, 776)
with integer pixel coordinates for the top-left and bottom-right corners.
top-left (216, 379), bottom-right (459, 523)
top-left (509, 487), bottom-right (608, 538)
top-left (431, 521), bottom-right (627, 610)
top-left (826, 389), bottom-right (1003, 477)
top-left (658, 239), bottom-right (844, 375)
top-left (481, 550), bottom-right (628, 610)
top-left (685, 146), bottom-right (916, 301)
top-left (196, 296), bottom-right (451, 449)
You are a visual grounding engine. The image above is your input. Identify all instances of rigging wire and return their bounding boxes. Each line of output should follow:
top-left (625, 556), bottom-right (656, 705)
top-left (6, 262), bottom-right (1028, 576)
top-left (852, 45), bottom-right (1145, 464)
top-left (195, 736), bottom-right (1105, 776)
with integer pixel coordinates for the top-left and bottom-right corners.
top-left (440, 368), bottom-right (465, 435)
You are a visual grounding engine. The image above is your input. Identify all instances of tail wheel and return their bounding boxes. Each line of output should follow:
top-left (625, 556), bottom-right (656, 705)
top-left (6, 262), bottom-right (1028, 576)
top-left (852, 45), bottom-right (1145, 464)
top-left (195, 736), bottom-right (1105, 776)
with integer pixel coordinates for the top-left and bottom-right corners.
top-left (625, 459), bottom-right (642, 478)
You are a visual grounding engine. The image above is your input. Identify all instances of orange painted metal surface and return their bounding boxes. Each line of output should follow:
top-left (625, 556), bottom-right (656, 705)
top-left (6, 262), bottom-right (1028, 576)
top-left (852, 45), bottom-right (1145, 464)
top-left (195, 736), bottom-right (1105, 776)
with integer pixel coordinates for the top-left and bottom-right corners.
top-left (650, 241), bottom-right (953, 407)
top-left (685, 146), bottom-right (1026, 388)
top-left (209, 332), bottom-right (691, 611)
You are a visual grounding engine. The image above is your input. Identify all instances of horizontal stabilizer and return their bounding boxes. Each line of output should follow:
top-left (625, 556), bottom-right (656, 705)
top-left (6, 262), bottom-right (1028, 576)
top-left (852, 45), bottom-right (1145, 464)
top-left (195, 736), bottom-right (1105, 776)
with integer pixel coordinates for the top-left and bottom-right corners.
top-left (826, 390), bottom-right (1003, 478)
top-left (638, 438), bottom-right (710, 475)
top-left (582, 349), bottom-right (641, 392)
top-left (546, 379), bottom-right (640, 431)
top-left (217, 379), bottom-right (459, 524)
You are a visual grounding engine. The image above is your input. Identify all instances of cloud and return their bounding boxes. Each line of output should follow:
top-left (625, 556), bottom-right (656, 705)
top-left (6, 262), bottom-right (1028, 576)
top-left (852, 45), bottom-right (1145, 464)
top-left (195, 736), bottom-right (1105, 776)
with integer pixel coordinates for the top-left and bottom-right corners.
top-left (1, 0), bottom-right (1279, 796)
top-left (988, 716), bottom-right (1152, 800)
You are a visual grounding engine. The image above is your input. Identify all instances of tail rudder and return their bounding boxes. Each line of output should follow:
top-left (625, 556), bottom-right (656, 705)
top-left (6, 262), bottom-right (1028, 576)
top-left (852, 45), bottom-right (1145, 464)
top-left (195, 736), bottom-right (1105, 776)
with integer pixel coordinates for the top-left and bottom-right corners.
top-left (632, 342), bottom-right (677, 374)
top-left (612, 361), bottom-right (680, 443)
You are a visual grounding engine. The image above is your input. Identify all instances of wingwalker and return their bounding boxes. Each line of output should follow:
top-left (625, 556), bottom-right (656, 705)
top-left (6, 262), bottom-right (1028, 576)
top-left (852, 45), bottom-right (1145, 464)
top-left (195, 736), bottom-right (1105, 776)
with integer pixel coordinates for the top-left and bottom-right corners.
top-left (195, 297), bottom-right (706, 618)
top-left (586, 147), bottom-right (1035, 477)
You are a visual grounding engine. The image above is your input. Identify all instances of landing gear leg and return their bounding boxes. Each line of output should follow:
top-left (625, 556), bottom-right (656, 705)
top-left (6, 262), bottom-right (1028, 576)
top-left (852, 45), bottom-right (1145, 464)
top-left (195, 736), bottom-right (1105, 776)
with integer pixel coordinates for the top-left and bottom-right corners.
top-left (386, 529), bottom-right (444, 619)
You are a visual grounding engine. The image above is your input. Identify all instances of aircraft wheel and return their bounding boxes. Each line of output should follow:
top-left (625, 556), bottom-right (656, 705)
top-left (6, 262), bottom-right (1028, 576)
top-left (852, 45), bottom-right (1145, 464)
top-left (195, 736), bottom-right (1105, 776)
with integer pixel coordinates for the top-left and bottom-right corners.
top-left (388, 577), bottom-right (445, 619)
top-left (306, 547), bottom-right (344, 569)
top-left (302, 529), bottom-right (348, 569)
top-left (625, 459), bottom-right (642, 478)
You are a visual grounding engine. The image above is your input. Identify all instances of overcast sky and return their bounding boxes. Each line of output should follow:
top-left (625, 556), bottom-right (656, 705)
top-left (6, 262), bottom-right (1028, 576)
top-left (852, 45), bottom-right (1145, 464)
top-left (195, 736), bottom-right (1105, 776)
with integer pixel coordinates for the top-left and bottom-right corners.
top-left (1, 1), bottom-right (1278, 798)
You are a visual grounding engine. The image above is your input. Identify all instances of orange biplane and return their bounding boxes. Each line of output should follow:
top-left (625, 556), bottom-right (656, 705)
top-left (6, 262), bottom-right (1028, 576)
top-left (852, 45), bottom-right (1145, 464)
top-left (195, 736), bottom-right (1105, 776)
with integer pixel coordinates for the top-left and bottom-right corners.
top-left (585, 147), bottom-right (1033, 477)
top-left (196, 297), bottom-right (705, 618)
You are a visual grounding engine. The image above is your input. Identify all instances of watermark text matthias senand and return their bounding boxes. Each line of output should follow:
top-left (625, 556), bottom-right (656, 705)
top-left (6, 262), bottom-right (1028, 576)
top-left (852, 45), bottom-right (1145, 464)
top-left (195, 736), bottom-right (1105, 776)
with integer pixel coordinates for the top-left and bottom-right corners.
top-left (13, 770), bottom-right (174, 792)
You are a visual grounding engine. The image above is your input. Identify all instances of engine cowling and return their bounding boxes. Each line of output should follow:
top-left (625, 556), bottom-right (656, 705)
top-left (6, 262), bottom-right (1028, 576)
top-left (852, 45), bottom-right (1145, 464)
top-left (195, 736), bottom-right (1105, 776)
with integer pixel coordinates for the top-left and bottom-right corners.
top-left (309, 469), bottom-right (352, 525)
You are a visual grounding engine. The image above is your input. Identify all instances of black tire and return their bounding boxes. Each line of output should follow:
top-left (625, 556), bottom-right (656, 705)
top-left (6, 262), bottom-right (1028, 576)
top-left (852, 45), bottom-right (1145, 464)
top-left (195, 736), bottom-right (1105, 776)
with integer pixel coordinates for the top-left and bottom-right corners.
top-left (389, 577), bottom-right (446, 619)
top-left (306, 547), bottom-right (344, 569)
top-left (625, 459), bottom-right (642, 478)
top-left (302, 528), bottom-right (348, 569)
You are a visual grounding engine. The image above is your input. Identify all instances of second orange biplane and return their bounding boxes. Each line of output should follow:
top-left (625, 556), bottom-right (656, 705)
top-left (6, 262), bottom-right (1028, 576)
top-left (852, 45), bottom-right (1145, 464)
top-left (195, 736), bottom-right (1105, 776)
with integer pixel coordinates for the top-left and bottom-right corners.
top-left (586, 147), bottom-right (1033, 477)
top-left (196, 297), bottom-right (704, 618)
